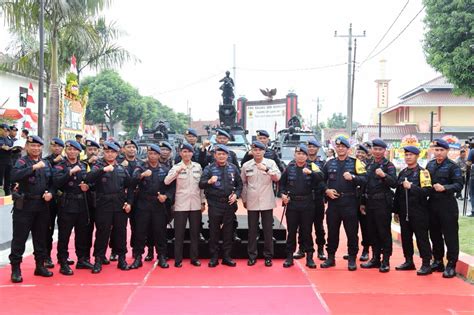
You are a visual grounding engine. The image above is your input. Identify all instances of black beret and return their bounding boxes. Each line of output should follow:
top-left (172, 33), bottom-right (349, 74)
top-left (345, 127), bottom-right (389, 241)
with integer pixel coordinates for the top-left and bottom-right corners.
top-left (251, 141), bottom-right (266, 150)
top-left (356, 144), bottom-right (369, 154)
top-left (123, 139), bottom-right (138, 149)
top-left (159, 141), bottom-right (173, 151)
top-left (335, 136), bottom-right (350, 148)
top-left (26, 135), bottom-right (44, 145)
top-left (295, 144), bottom-right (308, 155)
top-left (307, 139), bottom-right (321, 148)
top-left (432, 138), bottom-right (449, 149)
top-left (65, 140), bottom-right (82, 151)
top-left (256, 130), bottom-right (270, 138)
top-left (216, 129), bottom-right (231, 139)
top-left (85, 139), bottom-right (100, 148)
top-left (103, 141), bottom-right (120, 152)
top-left (403, 146), bottom-right (420, 155)
top-left (180, 143), bottom-right (194, 152)
top-left (185, 128), bottom-right (198, 137)
top-left (372, 138), bottom-right (387, 149)
top-left (50, 137), bottom-right (65, 147)
top-left (148, 144), bottom-right (161, 154)
top-left (215, 144), bottom-right (229, 154)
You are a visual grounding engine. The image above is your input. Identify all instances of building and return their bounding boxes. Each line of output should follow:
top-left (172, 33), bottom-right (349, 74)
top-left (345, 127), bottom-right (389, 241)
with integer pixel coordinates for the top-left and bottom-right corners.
top-left (379, 76), bottom-right (474, 141)
top-left (190, 119), bottom-right (220, 139)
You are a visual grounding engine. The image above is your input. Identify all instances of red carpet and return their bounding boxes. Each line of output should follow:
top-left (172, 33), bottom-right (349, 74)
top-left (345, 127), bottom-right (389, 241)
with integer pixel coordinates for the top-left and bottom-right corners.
top-left (0, 203), bottom-right (473, 314)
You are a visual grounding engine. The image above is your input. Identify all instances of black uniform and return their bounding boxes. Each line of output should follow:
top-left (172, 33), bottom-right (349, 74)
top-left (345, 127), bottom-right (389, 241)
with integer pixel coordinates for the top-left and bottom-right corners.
top-left (85, 159), bottom-right (133, 262)
top-left (132, 162), bottom-right (174, 260)
top-left (279, 161), bottom-right (323, 258)
top-left (426, 158), bottom-right (463, 264)
top-left (322, 157), bottom-right (367, 259)
top-left (240, 147), bottom-right (283, 171)
top-left (393, 165), bottom-right (432, 264)
top-left (9, 156), bottom-right (53, 265)
top-left (357, 158), bottom-right (372, 255)
top-left (199, 162), bottom-right (242, 261)
top-left (364, 158), bottom-right (397, 261)
top-left (44, 153), bottom-right (63, 262)
top-left (199, 146), bottom-right (240, 170)
top-left (82, 156), bottom-right (98, 261)
top-left (53, 159), bottom-right (90, 264)
top-left (0, 135), bottom-right (14, 195)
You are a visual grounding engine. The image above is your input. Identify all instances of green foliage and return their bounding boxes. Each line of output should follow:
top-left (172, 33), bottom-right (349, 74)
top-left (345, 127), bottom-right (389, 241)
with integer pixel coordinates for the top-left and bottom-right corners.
top-left (83, 70), bottom-right (189, 137)
top-left (326, 113), bottom-right (347, 129)
top-left (423, 0), bottom-right (474, 96)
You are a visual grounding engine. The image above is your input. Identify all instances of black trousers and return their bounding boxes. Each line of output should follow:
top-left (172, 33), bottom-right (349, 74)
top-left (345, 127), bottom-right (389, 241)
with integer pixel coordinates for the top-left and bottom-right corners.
top-left (46, 200), bottom-right (58, 258)
top-left (429, 197), bottom-right (459, 262)
top-left (9, 208), bottom-right (49, 264)
top-left (93, 210), bottom-right (128, 258)
top-left (399, 211), bottom-right (432, 261)
top-left (286, 208), bottom-right (315, 256)
top-left (0, 163), bottom-right (12, 195)
top-left (326, 200), bottom-right (359, 256)
top-left (133, 202), bottom-right (168, 257)
top-left (85, 204), bottom-right (96, 260)
top-left (297, 198), bottom-right (325, 250)
top-left (174, 210), bottom-right (202, 261)
top-left (57, 209), bottom-right (89, 261)
top-left (208, 206), bottom-right (234, 259)
top-left (366, 199), bottom-right (393, 258)
top-left (358, 209), bottom-right (370, 248)
top-left (248, 210), bottom-right (274, 260)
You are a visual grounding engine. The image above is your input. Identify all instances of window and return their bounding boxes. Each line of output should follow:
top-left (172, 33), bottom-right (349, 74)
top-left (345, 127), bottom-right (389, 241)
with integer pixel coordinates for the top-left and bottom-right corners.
top-left (19, 87), bottom-right (28, 107)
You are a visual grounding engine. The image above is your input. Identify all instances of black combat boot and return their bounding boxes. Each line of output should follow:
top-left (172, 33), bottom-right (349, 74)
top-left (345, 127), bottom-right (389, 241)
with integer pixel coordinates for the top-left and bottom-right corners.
top-left (430, 259), bottom-right (445, 272)
top-left (101, 256), bottom-right (110, 265)
top-left (359, 247), bottom-right (370, 262)
top-left (129, 255), bottom-right (143, 269)
top-left (34, 261), bottom-right (53, 277)
top-left (158, 255), bottom-right (169, 269)
top-left (317, 246), bottom-right (327, 261)
top-left (66, 257), bottom-right (75, 265)
top-left (59, 261), bottom-right (74, 276)
top-left (379, 256), bottom-right (390, 273)
top-left (320, 254), bottom-right (336, 268)
top-left (342, 254), bottom-right (349, 260)
top-left (232, 231), bottom-right (241, 243)
top-left (293, 249), bottom-right (305, 259)
top-left (44, 257), bottom-right (54, 269)
top-left (442, 261), bottom-right (457, 278)
top-left (283, 256), bottom-right (294, 268)
top-left (144, 247), bottom-right (154, 262)
top-left (417, 259), bottom-right (432, 276)
top-left (76, 258), bottom-right (94, 270)
top-left (222, 257), bottom-right (237, 267)
top-left (395, 257), bottom-right (416, 271)
top-left (11, 264), bottom-right (23, 283)
top-left (117, 255), bottom-right (130, 271)
top-left (348, 256), bottom-right (357, 271)
top-left (92, 257), bottom-right (102, 274)
top-left (110, 252), bottom-right (118, 262)
top-left (208, 257), bottom-right (219, 268)
top-left (361, 257), bottom-right (381, 269)
top-left (305, 253), bottom-right (317, 269)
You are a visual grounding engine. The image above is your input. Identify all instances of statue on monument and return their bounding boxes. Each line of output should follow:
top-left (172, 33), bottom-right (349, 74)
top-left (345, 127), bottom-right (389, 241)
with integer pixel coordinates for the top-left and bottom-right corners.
top-left (219, 71), bottom-right (234, 105)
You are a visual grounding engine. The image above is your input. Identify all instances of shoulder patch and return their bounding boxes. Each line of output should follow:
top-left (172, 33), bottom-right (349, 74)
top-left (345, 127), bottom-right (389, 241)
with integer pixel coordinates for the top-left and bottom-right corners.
top-left (420, 169), bottom-right (432, 188)
top-left (310, 162), bottom-right (320, 172)
top-left (355, 159), bottom-right (367, 175)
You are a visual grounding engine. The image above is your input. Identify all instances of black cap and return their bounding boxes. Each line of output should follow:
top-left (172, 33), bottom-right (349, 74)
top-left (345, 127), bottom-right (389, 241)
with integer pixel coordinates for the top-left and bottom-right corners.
top-left (26, 135), bottom-right (44, 145)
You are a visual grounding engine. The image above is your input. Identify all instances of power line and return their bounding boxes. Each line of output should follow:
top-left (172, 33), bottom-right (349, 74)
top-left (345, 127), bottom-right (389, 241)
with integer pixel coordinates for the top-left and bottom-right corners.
top-left (236, 62), bottom-right (347, 72)
top-left (156, 71), bottom-right (224, 95)
top-left (361, 5), bottom-right (425, 66)
top-left (361, 0), bottom-right (410, 65)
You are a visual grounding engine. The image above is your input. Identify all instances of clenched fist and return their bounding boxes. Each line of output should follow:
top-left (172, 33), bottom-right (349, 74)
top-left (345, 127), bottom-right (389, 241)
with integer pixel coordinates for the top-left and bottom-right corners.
top-left (33, 161), bottom-right (46, 170)
top-left (303, 168), bottom-right (312, 175)
top-left (141, 169), bottom-right (152, 178)
top-left (208, 175), bottom-right (218, 184)
top-left (103, 164), bottom-right (114, 173)
top-left (343, 172), bottom-right (353, 181)
top-left (375, 168), bottom-right (386, 178)
top-left (70, 165), bottom-right (82, 176)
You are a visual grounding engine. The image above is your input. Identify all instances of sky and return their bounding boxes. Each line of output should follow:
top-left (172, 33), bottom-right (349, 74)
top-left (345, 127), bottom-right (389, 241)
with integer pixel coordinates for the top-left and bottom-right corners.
top-left (0, 0), bottom-right (439, 126)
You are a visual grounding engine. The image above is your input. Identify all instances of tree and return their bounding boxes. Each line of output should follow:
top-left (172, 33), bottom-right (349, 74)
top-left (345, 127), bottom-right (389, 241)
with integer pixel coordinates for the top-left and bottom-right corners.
top-left (423, 0), bottom-right (474, 96)
top-left (82, 70), bottom-right (140, 137)
top-left (326, 113), bottom-right (347, 129)
top-left (0, 0), bottom-right (136, 138)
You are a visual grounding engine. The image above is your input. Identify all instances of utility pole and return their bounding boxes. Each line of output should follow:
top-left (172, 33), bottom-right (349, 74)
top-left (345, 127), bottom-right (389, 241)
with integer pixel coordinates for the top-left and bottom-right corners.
top-left (316, 97), bottom-right (322, 127)
top-left (232, 44), bottom-right (236, 103)
top-left (38, 0), bottom-right (45, 138)
top-left (335, 23), bottom-right (365, 136)
top-left (430, 111), bottom-right (435, 141)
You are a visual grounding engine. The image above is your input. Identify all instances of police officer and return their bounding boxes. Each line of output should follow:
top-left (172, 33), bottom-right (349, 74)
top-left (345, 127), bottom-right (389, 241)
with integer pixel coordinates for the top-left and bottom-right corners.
top-left (280, 144), bottom-right (324, 269)
top-left (354, 144), bottom-right (371, 261)
top-left (321, 136), bottom-right (367, 271)
top-left (159, 141), bottom-right (175, 169)
top-left (360, 139), bottom-right (397, 273)
top-left (82, 139), bottom-right (106, 264)
top-left (165, 143), bottom-right (205, 267)
top-left (240, 130), bottom-right (283, 171)
top-left (199, 144), bottom-right (242, 267)
top-left (129, 144), bottom-right (175, 269)
top-left (199, 129), bottom-right (241, 242)
top-left (9, 136), bottom-right (54, 283)
top-left (393, 146), bottom-right (432, 276)
top-left (427, 138), bottom-right (463, 278)
top-left (44, 137), bottom-right (66, 268)
top-left (0, 124), bottom-right (13, 195)
top-left (9, 126), bottom-right (22, 169)
top-left (294, 139), bottom-right (327, 261)
top-left (53, 140), bottom-right (94, 275)
top-left (175, 128), bottom-right (201, 165)
top-left (85, 141), bottom-right (133, 273)
top-left (241, 141), bottom-right (281, 267)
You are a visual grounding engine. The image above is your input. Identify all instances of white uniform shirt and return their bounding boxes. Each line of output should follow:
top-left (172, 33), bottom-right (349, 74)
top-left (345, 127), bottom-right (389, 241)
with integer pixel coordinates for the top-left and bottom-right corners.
top-left (164, 161), bottom-right (205, 211)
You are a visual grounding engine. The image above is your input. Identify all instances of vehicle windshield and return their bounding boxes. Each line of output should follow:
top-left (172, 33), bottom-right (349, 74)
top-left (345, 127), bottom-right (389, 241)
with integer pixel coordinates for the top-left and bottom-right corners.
top-left (209, 134), bottom-right (247, 146)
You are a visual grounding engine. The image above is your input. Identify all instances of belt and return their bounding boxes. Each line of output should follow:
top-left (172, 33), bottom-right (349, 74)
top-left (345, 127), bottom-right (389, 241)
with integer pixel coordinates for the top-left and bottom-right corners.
top-left (64, 193), bottom-right (85, 200)
top-left (366, 192), bottom-right (387, 200)
top-left (24, 195), bottom-right (43, 200)
top-left (339, 192), bottom-right (356, 197)
top-left (208, 196), bottom-right (230, 203)
top-left (290, 195), bottom-right (312, 201)
top-left (142, 194), bottom-right (159, 201)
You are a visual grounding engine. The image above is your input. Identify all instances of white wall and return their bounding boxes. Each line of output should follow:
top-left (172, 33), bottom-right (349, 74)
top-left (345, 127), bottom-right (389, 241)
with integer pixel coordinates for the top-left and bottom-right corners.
top-left (0, 71), bottom-right (46, 115)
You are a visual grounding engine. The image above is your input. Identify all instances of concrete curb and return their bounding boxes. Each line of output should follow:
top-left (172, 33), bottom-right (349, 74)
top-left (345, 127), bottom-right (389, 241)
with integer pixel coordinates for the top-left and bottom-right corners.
top-left (391, 223), bottom-right (474, 281)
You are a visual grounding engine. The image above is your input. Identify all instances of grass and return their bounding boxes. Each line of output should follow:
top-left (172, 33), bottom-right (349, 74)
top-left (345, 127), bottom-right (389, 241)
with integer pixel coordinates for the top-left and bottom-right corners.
top-left (459, 216), bottom-right (474, 255)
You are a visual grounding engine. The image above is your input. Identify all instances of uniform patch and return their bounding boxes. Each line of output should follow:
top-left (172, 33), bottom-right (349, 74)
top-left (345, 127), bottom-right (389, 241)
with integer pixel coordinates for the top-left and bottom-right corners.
top-left (355, 159), bottom-right (367, 175)
top-left (311, 162), bottom-right (320, 172)
top-left (420, 170), bottom-right (432, 188)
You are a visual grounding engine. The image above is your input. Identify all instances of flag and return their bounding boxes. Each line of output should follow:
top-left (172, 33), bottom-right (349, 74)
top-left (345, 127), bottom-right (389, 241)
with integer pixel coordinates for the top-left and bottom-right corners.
top-left (274, 120), bottom-right (277, 138)
top-left (137, 120), bottom-right (143, 137)
top-left (70, 54), bottom-right (77, 75)
top-left (21, 83), bottom-right (38, 131)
